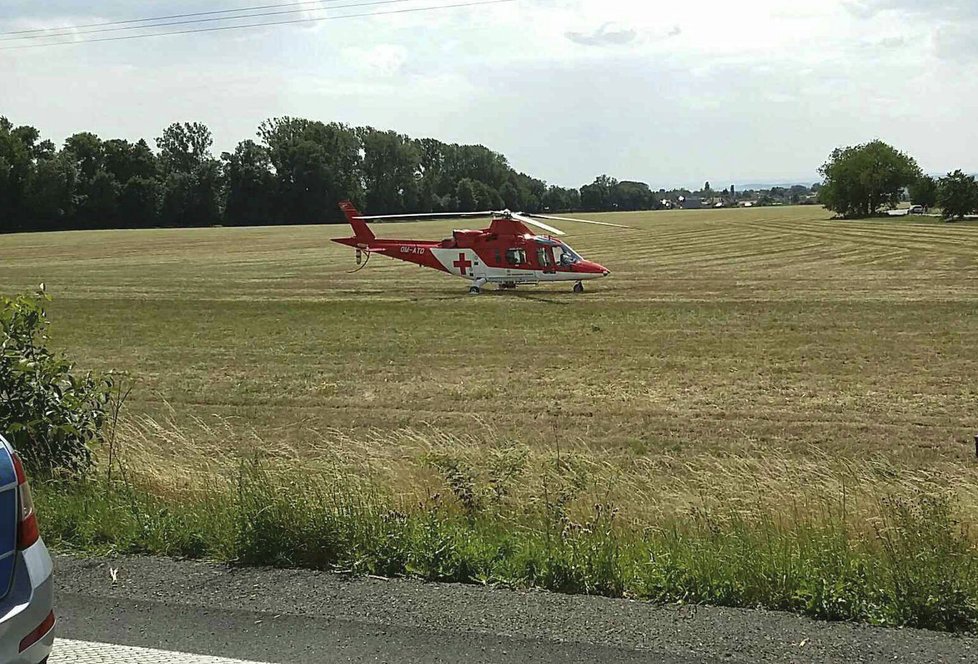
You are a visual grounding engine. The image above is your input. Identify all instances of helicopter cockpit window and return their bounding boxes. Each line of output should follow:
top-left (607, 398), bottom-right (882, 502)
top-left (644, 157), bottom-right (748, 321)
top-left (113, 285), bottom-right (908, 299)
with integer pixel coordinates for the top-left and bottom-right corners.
top-left (506, 248), bottom-right (527, 265)
top-left (554, 243), bottom-right (581, 265)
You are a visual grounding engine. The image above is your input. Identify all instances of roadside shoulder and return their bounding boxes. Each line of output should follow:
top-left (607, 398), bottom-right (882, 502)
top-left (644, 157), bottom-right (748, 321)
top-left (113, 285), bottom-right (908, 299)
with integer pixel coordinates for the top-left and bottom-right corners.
top-left (55, 554), bottom-right (977, 663)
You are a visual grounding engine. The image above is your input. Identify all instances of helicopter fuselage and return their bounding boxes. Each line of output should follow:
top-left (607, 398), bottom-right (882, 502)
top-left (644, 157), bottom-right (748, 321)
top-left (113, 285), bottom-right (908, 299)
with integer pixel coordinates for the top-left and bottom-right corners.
top-left (333, 216), bottom-right (610, 286)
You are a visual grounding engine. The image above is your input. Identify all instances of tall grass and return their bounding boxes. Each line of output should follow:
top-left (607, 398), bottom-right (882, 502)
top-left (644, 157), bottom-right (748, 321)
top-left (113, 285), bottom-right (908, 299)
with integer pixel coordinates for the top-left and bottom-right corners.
top-left (33, 418), bottom-right (978, 633)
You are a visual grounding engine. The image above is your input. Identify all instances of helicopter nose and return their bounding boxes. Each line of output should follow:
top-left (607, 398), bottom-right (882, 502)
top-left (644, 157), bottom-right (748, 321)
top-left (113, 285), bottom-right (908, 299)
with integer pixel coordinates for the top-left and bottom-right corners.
top-left (575, 260), bottom-right (609, 277)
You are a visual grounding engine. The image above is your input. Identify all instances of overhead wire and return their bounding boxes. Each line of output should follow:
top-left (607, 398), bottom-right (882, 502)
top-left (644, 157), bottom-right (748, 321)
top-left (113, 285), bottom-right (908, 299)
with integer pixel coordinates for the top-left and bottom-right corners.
top-left (0, 1), bottom-right (360, 36)
top-left (0, 0), bottom-right (515, 50)
top-left (0, 0), bottom-right (416, 42)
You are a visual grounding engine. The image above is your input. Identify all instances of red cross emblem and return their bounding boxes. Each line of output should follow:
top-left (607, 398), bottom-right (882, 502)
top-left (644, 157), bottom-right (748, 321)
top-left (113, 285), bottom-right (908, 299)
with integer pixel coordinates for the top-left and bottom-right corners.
top-left (453, 252), bottom-right (473, 275)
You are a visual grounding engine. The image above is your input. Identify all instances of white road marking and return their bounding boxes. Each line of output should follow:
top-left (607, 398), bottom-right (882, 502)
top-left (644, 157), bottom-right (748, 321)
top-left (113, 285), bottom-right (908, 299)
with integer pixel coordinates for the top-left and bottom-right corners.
top-left (52, 639), bottom-right (271, 663)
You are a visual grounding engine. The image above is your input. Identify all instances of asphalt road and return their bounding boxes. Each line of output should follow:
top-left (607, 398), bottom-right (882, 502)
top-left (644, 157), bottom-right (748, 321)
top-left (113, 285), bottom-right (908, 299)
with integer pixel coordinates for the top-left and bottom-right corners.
top-left (53, 555), bottom-right (977, 663)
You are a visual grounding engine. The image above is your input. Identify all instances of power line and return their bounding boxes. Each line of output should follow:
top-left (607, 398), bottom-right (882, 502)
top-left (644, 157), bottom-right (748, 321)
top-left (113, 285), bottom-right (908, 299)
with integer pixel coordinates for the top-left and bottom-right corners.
top-left (0, 1), bottom-right (345, 36)
top-left (0, 0), bottom-right (417, 42)
top-left (0, 0), bottom-right (515, 51)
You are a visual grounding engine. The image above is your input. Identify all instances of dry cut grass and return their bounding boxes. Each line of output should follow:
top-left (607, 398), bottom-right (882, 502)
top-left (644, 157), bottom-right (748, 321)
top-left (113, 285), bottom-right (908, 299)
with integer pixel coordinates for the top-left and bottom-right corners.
top-left (3, 205), bottom-right (978, 535)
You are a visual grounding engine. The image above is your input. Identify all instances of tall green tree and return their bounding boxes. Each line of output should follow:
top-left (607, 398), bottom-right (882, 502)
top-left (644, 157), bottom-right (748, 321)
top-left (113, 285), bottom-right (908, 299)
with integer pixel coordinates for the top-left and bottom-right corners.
top-left (514, 174), bottom-right (547, 212)
top-left (415, 137), bottom-right (448, 211)
top-left (613, 181), bottom-right (654, 211)
top-left (159, 162), bottom-right (222, 227)
top-left (160, 172), bottom-right (193, 227)
top-left (818, 140), bottom-right (921, 218)
top-left (269, 136), bottom-right (332, 224)
top-left (25, 152), bottom-right (75, 229)
top-left (0, 118), bottom-right (39, 230)
top-left (156, 122), bottom-right (213, 175)
top-left (456, 179), bottom-right (477, 212)
top-left (156, 123), bottom-right (222, 227)
top-left (543, 185), bottom-right (580, 211)
top-left (103, 138), bottom-right (157, 184)
top-left (580, 175), bottom-right (618, 211)
top-left (359, 128), bottom-right (420, 214)
top-left (444, 144), bottom-right (510, 191)
top-left (78, 170), bottom-right (121, 227)
top-left (937, 170), bottom-right (978, 221)
top-left (472, 180), bottom-right (503, 210)
top-left (62, 133), bottom-right (114, 227)
top-left (910, 175), bottom-right (938, 210)
top-left (222, 140), bottom-right (275, 226)
top-left (63, 132), bottom-right (104, 183)
top-left (106, 139), bottom-right (159, 227)
top-left (258, 117), bottom-right (361, 223)
top-left (118, 176), bottom-right (160, 227)
top-left (499, 181), bottom-right (520, 210)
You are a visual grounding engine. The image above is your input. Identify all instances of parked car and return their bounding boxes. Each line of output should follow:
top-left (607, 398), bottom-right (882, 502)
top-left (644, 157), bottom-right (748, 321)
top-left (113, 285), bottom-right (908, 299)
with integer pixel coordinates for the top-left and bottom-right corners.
top-left (0, 435), bottom-right (54, 663)
top-left (909, 205), bottom-right (925, 214)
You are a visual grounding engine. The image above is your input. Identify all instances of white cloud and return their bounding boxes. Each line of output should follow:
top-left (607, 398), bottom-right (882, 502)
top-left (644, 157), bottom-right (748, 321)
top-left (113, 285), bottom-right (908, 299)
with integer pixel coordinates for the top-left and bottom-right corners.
top-left (342, 43), bottom-right (408, 76)
top-left (932, 25), bottom-right (978, 64)
top-left (847, 0), bottom-right (978, 18)
top-left (566, 23), bottom-right (637, 47)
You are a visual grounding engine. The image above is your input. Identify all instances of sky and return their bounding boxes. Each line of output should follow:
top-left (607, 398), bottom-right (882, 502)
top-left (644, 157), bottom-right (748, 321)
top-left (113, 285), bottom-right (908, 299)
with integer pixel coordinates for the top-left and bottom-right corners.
top-left (1, 0), bottom-right (976, 189)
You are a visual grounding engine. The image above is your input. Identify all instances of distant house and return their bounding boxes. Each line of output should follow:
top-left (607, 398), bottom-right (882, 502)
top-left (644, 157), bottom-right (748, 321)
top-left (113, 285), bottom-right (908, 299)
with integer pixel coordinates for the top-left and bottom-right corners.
top-left (679, 196), bottom-right (702, 209)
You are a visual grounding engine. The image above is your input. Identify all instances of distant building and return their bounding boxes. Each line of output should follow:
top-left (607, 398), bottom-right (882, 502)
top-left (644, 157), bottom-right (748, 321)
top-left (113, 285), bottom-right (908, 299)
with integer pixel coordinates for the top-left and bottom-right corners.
top-left (679, 196), bottom-right (702, 209)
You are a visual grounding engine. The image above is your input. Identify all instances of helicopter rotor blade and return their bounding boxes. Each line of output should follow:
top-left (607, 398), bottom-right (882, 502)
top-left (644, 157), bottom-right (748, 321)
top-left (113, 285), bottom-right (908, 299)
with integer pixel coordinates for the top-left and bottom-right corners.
top-left (510, 213), bottom-right (566, 236)
top-left (527, 213), bottom-right (630, 229)
top-left (354, 211), bottom-right (494, 221)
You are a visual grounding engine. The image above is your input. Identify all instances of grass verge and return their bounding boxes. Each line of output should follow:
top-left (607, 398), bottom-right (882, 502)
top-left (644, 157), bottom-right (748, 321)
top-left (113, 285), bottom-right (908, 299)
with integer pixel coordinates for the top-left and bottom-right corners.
top-left (34, 460), bottom-right (978, 634)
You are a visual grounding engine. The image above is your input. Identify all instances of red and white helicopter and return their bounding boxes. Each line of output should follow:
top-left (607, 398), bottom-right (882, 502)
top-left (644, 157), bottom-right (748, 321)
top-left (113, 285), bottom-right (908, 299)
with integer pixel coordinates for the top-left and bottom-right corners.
top-left (334, 201), bottom-right (625, 294)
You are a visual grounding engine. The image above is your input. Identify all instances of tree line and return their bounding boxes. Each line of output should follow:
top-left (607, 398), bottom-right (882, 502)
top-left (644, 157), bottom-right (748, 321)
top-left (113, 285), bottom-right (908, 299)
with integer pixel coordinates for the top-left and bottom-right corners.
top-left (0, 116), bottom-right (584, 232)
top-left (1, 116), bottom-right (824, 233)
top-left (0, 116), bottom-right (587, 231)
top-left (818, 140), bottom-right (978, 220)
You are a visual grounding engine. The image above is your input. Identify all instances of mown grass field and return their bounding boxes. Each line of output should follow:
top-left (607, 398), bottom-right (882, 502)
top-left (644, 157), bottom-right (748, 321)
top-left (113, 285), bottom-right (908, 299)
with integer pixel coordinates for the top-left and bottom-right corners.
top-left (6, 204), bottom-right (978, 628)
top-left (3, 207), bottom-right (978, 508)
top-left (3, 205), bottom-right (977, 460)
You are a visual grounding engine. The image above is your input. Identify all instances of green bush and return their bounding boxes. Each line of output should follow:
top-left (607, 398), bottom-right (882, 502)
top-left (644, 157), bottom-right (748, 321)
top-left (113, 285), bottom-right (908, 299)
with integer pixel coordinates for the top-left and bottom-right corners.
top-left (0, 288), bottom-right (111, 475)
top-left (937, 170), bottom-right (978, 221)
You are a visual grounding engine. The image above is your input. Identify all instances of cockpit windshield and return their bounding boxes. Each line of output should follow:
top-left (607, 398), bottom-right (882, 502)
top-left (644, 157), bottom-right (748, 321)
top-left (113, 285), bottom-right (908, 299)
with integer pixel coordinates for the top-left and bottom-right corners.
top-left (536, 237), bottom-right (581, 266)
top-left (554, 242), bottom-right (582, 265)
